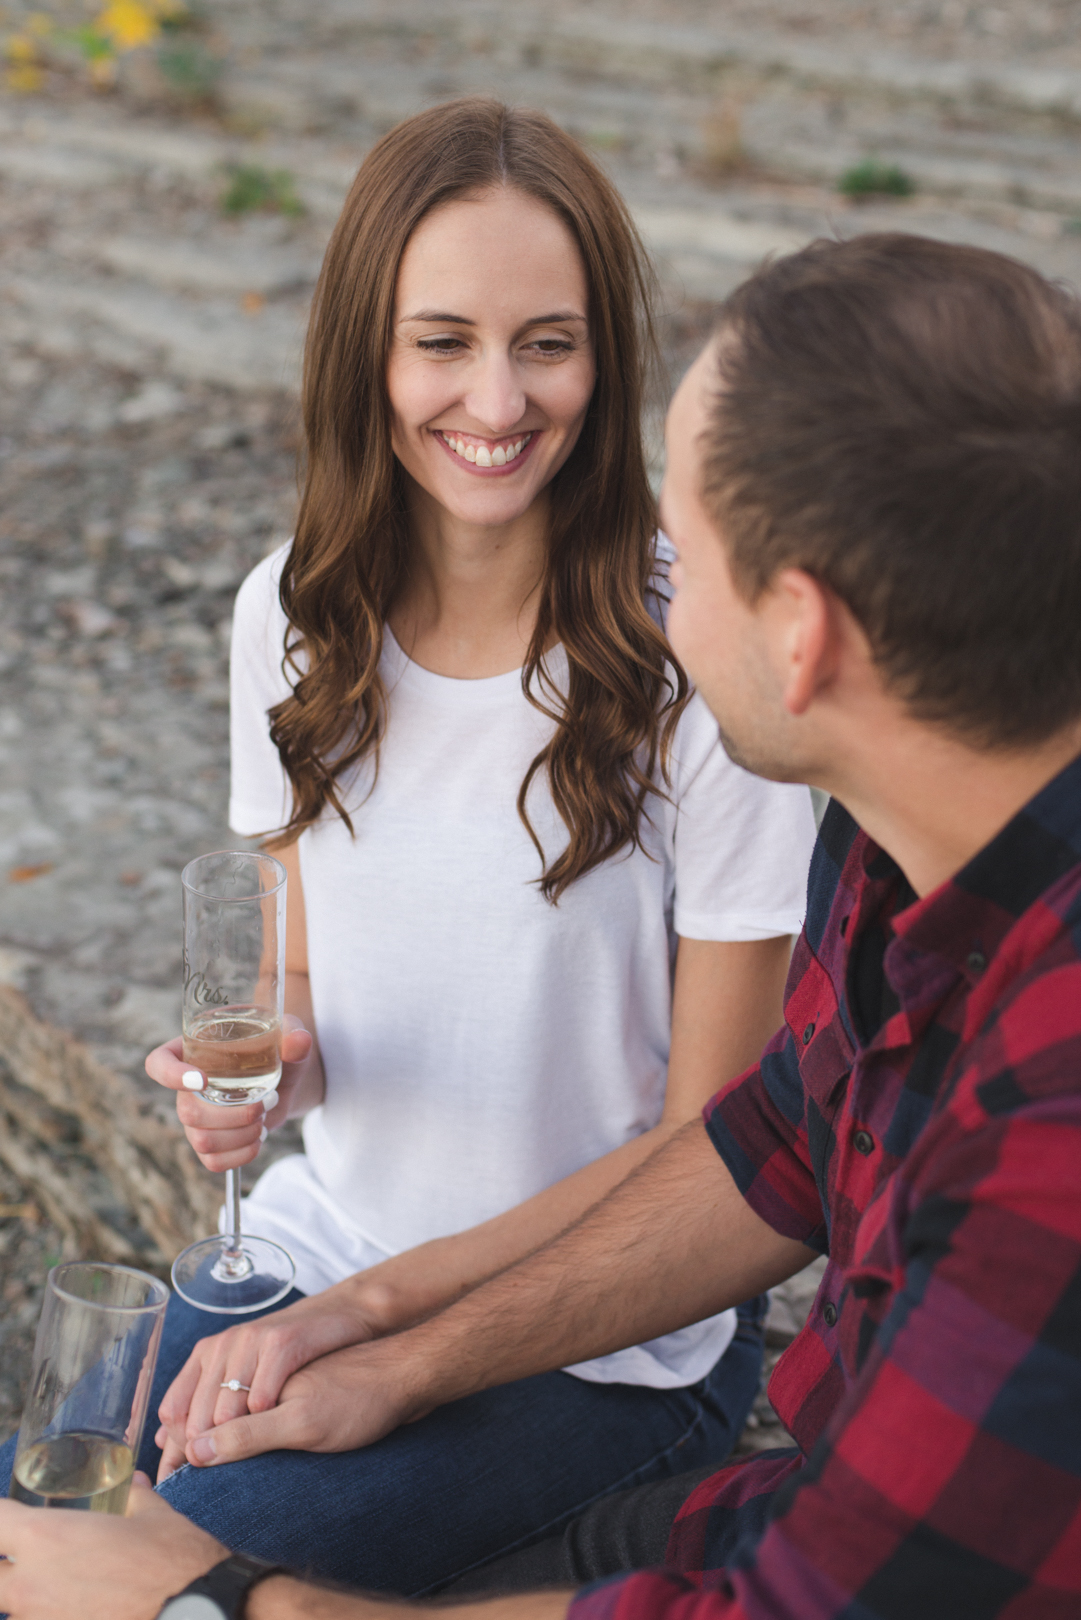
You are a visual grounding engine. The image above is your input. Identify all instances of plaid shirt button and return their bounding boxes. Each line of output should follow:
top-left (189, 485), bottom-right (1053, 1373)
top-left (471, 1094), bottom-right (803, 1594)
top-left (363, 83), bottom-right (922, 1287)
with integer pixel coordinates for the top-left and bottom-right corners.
top-left (967, 948), bottom-right (987, 972)
top-left (803, 1023), bottom-right (815, 1044)
top-left (852, 1129), bottom-right (874, 1155)
top-left (823, 1302), bottom-right (838, 1327)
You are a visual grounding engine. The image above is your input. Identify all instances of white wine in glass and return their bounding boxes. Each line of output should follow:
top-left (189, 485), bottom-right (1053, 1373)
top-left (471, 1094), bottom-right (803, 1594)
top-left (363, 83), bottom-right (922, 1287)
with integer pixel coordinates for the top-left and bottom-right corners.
top-left (8, 1262), bottom-right (167, 1515)
top-left (171, 850), bottom-right (295, 1314)
top-left (10, 1434), bottom-right (135, 1514)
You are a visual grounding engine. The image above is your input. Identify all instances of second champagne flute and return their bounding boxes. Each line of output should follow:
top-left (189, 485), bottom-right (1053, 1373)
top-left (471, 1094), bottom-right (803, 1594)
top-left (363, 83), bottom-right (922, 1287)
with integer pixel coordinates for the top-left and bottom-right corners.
top-left (170, 849), bottom-right (295, 1313)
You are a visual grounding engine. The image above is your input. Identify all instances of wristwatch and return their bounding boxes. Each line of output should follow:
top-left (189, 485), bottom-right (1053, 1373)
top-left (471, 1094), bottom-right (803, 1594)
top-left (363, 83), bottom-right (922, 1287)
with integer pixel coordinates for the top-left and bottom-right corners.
top-left (156, 1553), bottom-right (289, 1619)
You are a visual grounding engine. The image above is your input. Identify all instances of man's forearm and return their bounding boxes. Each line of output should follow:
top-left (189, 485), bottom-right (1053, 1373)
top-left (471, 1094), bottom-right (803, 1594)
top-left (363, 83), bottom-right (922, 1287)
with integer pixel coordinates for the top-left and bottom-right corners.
top-left (380, 1119), bottom-right (813, 1421)
top-left (144, 1120), bottom-right (814, 1475)
top-left (250, 1576), bottom-right (574, 1620)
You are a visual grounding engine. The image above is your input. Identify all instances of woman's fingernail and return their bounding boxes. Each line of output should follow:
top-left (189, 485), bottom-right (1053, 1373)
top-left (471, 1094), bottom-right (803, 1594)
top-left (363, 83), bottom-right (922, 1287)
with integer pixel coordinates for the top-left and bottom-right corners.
top-left (190, 1436), bottom-right (217, 1464)
top-left (182, 1070), bottom-right (205, 1090)
top-left (259, 1125), bottom-right (268, 1142)
top-left (262, 1090), bottom-right (279, 1111)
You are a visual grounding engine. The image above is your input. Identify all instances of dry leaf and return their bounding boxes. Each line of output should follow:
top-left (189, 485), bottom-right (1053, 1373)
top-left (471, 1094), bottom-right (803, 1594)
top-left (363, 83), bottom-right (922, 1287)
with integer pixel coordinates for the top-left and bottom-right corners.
top-left (8, 863), bottom-right (54, 883)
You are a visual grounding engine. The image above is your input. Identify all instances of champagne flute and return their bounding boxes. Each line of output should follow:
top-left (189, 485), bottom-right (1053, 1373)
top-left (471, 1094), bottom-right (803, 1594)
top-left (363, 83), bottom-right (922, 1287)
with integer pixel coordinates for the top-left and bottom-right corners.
top-left (9, 1262), bottom-right (168, 1513)
top-left (169, 850), bottom-right (296, 1313)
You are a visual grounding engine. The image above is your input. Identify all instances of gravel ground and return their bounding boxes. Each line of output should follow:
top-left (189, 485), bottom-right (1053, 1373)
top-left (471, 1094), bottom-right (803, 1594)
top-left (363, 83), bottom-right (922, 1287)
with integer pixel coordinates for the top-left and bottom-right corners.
top-left (0, 356), bottom-right (300, 1445)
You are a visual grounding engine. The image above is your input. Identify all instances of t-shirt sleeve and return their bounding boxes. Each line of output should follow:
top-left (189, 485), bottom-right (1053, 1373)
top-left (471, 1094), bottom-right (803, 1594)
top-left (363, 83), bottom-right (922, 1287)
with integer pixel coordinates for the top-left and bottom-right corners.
top-left (671, 693), bottom-right (818, 942)
top-left (228, 544), bottom-right (295, 837)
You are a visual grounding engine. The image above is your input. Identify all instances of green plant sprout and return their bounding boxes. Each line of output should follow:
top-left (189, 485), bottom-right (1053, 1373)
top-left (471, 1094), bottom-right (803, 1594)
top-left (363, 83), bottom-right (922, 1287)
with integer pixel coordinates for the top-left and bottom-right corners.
top-left (220, 164), bottom-right (304, 218)
top-left (157, 36), bottom-right (222, 101)
top-left (839, 160), bottom-right (915, 200)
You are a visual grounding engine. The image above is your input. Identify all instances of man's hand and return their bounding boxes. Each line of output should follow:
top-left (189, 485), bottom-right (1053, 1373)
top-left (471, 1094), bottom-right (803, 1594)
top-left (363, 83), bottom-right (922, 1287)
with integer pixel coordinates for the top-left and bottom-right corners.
top-left (156, 1290), bottom-right (386, 1481)
top-left (144, 1018), bottom-right (313, 1171)
top-left (165, 1337), bottom-right (425, 1472)
top-left (0, 1477), bottom-right (575, 1620)
top-left (0, 1473), bottom-right (225, 1620)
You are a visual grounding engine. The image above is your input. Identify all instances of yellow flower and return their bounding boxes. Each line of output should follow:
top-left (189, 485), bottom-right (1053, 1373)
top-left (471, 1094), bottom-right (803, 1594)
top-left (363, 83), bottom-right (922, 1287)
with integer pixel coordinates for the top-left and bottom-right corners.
top-left (6, 62), bottom-right (44, 92)
top-left (94, 1), bottom-right (160, 50)
top-left (5, 34), bottom-right (38, 62)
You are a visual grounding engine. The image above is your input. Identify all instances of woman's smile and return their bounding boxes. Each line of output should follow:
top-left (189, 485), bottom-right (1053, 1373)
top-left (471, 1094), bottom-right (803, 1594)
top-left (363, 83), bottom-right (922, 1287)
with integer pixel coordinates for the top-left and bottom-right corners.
top-left (433, 429), bottom-right (539, 473)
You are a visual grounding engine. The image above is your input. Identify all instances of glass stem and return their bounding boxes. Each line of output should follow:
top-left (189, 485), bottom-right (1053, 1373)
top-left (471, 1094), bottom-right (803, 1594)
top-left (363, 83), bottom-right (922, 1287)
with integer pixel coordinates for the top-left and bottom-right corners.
top-left (224, 1168), bottom-right (243, 1257)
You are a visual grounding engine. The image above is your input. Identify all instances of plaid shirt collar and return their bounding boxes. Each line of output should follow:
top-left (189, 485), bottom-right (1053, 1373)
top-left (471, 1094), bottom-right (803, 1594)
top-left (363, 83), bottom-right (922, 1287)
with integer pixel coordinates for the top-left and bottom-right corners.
top-left (853, 748), bottom-right (1081, 1043)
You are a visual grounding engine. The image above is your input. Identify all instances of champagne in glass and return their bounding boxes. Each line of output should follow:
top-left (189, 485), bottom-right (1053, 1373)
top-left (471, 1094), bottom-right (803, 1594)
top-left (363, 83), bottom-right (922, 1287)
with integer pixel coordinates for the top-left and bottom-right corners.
top-left (8, 1262), bottom-right (168, 1515)
top-left (171, 850), bottom-right (295, 1314)
top-left (184, 1007), bottom-right (282, 1106)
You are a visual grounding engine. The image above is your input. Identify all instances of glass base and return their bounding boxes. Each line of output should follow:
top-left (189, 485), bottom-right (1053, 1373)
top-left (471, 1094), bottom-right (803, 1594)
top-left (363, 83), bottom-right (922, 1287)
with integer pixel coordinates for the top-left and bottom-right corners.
top-left (171, 1235), bottom-right (295, 1315)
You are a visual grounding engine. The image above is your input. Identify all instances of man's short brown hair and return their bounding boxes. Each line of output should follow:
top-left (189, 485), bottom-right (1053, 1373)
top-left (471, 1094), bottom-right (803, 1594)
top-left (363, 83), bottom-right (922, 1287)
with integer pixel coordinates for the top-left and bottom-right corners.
top-left (704, 233), bottom-right (1081, 747)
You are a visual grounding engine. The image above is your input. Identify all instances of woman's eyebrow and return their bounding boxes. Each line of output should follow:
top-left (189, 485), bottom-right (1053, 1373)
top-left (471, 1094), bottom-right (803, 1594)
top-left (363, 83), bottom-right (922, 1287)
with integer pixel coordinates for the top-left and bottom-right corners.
top-left (399, 310), bottom-right (588, 326)
top-left (400, 310), bottom-right (472, 324)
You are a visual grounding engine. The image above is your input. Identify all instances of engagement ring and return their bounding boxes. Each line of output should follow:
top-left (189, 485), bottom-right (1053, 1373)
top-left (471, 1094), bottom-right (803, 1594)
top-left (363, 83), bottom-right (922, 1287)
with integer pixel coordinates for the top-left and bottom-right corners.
top-left (221, 1379), bottom-right (252, 1393)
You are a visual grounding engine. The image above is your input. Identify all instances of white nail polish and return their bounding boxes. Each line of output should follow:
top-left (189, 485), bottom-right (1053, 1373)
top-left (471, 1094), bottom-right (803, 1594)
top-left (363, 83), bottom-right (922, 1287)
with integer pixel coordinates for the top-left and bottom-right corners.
top-left (262, 1090), bottom-right (279, 1111)
top-left (259, 1125), bottom-right (268, 1142)
top-left (181, 1071), bottom-right (205, 1090)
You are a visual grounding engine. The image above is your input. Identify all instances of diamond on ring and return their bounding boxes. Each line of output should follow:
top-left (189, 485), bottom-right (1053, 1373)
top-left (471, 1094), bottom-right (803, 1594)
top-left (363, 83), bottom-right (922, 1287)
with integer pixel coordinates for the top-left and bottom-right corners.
top-left (221, 1379), bottom-right (251, 1393)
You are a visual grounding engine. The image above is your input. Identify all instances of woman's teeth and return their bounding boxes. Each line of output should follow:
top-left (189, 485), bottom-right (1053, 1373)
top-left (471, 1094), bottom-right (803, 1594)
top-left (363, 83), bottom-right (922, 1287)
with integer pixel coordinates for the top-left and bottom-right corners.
top-left (440, 433), bottom-right (531, 468)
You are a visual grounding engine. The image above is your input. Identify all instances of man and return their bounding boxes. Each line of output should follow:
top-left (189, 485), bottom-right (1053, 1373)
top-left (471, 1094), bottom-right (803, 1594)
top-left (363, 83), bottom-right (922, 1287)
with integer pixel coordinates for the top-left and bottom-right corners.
top-left (3, 231), bottom-right (1081, 1619)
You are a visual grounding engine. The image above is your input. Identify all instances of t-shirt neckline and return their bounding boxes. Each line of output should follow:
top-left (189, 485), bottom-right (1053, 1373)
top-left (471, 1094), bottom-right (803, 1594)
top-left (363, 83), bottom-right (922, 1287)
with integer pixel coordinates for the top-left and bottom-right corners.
top-left (382, 622), bottom-right (567, 702)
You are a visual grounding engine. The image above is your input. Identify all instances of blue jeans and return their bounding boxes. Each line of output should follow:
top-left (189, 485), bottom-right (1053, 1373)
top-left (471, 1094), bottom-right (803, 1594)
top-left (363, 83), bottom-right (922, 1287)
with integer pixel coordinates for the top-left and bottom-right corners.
top-left (0, 1293), bottom-right (765, 1597)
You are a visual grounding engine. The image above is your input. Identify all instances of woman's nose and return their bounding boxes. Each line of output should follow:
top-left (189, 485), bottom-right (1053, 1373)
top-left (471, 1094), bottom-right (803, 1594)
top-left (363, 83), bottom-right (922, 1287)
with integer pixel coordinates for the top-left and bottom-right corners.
top-left (463, 353), bottom-right (527, 435)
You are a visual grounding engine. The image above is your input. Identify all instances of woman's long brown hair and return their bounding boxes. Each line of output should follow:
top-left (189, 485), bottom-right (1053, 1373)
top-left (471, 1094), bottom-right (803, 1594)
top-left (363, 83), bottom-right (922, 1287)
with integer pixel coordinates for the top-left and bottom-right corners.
top-left (269, 97), bottom-right (688, 901)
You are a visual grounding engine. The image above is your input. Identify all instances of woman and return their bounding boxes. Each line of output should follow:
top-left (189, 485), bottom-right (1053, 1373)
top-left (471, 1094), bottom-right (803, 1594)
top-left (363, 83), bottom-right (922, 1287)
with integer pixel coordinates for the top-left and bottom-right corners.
top-left (144, 100), bottom-right (815, 1590)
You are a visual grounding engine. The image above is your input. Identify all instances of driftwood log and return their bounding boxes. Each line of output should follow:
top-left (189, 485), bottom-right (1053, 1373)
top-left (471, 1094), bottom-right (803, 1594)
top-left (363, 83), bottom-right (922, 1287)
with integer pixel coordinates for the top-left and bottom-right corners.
top-left (0, 986), bottom-right (219, 1270)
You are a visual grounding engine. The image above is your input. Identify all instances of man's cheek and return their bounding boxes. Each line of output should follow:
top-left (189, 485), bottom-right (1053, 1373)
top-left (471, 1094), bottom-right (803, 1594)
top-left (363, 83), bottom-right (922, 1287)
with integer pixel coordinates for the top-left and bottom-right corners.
top-left (666, 599), bottom-right (706, 681)
top-left (666, 595), bottom-right (688, 662)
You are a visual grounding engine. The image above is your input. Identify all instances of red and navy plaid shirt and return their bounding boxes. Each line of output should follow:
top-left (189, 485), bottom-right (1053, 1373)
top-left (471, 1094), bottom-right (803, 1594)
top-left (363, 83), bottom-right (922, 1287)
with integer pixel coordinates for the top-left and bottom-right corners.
top-left (570, 751), bottom-right (1081, 1620)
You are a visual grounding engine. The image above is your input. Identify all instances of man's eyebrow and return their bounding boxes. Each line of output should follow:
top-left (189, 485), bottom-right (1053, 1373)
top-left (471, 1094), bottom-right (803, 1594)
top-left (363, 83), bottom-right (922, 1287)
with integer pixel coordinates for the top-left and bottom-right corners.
top-left (398, 310), bottom-right (588, 326)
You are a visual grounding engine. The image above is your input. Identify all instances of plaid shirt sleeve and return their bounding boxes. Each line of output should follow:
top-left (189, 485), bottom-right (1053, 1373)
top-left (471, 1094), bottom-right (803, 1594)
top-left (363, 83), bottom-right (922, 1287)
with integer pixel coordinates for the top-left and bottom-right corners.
top-left (566, 934), bottom-right (1081, 1620)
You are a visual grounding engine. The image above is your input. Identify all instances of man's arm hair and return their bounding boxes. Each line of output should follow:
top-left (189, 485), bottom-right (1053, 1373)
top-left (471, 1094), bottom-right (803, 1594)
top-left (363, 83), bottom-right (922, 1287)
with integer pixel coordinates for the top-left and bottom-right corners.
top-left (187, 1119), bottom-right (815, 1468)
top-left (382, 1119), bottom-right (814, 1420)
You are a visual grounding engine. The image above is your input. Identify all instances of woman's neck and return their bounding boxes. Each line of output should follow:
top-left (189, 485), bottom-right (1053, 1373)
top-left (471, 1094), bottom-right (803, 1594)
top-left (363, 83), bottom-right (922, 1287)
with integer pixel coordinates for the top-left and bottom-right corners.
top-left (387, 479), bottom-right (551, 679)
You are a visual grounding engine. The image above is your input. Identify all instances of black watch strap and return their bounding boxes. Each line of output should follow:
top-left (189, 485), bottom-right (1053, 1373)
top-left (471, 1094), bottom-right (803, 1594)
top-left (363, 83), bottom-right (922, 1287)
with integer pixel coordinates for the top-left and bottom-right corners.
top-left (161, 1553), bottom-right (289, 1619)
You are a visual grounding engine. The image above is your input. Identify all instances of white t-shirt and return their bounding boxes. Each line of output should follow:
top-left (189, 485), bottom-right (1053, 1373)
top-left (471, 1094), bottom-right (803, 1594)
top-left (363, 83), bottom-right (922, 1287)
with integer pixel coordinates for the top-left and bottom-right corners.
top-left (229, 539), bottom-right (817, 1388)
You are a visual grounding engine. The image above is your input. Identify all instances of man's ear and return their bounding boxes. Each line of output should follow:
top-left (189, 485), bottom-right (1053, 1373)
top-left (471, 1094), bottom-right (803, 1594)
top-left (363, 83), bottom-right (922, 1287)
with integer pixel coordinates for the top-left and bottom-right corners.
top-left (767, 569), bottom-right (838, 717)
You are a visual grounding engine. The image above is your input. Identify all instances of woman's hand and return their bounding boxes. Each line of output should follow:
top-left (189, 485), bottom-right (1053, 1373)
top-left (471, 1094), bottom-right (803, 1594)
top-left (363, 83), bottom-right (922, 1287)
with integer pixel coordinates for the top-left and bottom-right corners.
top-left (163, 1337), bottom-right (428, 1474)
top-left (155, 1285), bottom-right (384, 1482)
top-left (0, 1472), bottom-right (226, 1620)
top-left (144, 1016), bottom-right (314, 1172)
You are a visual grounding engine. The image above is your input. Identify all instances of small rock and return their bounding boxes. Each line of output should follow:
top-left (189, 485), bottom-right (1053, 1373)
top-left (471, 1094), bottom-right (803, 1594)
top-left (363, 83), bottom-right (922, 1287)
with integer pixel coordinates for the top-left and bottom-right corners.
top-left (194, 422), bottom-right (251, 451)
top-left (160, 556), bottom-right (198, 590)
top-left (56, 599), bottom-right (120, 639)
top-left (117, 381), bottom-right (186, 424)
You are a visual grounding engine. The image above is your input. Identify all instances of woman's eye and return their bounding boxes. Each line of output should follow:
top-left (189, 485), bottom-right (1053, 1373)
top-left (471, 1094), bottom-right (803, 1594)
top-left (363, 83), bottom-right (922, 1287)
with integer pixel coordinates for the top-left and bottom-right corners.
top-left (417, 338), bottom-right (466, 354)
top-left (528, 339), bottom-right (573, 356)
